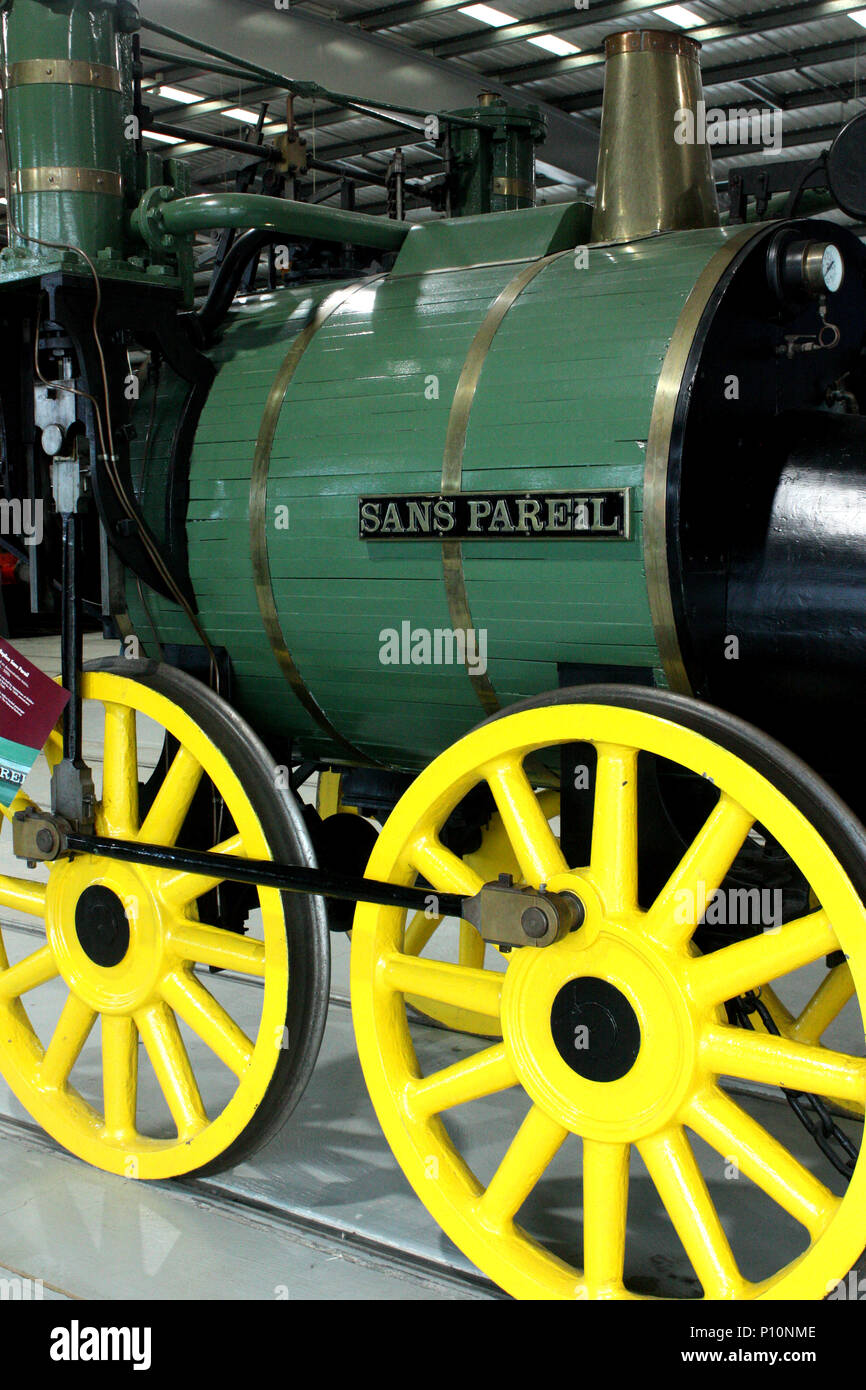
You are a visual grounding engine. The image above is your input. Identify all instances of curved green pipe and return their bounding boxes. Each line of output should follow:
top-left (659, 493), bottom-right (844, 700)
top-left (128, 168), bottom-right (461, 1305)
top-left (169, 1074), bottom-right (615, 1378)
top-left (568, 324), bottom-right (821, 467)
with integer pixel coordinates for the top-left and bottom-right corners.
top-left (135, 191), bottom-right (410, 253)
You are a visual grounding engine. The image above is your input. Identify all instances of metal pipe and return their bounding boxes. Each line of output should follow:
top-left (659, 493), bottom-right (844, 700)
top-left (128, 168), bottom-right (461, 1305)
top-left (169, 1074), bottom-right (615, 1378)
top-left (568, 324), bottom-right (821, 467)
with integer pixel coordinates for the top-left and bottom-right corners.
top-left (63, 831), bottom-right (465, 917)
top-left (196, 228), bottom-right (291, 340)
top-left (147, 121), bottom-right (279, 160)
top-left (140, 45), bottom-right (279, 87)
top-left (139, 17), bottom-right (287, 89)
top-left (60, 512), bottom-right (83, 766)
top-left (135, 191), bottom-right (410, 251)
top-left (137, 16), bottom-right (484, 129)
top-left (309, 156), bottom-right (390, 189)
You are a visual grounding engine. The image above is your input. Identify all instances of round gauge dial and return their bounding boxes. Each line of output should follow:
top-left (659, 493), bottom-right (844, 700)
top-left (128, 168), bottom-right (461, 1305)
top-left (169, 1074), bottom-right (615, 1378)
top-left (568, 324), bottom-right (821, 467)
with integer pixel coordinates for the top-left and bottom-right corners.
top-left (822, 243), bottom-right (844, 293)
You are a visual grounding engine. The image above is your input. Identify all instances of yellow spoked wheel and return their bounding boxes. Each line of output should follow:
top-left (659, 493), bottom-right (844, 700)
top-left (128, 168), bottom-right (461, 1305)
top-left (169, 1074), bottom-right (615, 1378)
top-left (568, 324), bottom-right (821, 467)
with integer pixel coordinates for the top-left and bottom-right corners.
top-left (749, 971), bottom-right (862, 1119)
top-left (402, 795), bottom-right (558, 1037)
top-left (351, 686), bottom-right (866, 1299)
top-left (0, 659), bottom-right (329, 1180)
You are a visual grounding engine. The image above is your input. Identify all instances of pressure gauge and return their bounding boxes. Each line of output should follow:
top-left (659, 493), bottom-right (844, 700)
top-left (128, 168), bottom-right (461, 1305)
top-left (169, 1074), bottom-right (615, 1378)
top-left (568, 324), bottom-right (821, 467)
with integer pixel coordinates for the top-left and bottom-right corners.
top-left (797, 240), bottom-right (844, 296)
top-left (767, 231), bottom-right (846, 302)
top-left (820, 243), bottom-right (844, 294)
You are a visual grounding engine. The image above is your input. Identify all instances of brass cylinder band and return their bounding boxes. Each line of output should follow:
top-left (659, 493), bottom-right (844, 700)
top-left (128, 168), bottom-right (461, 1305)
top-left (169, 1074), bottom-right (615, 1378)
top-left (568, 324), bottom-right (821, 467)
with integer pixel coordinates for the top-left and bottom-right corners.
top-left (10, 167), bottom-right (123, 196)
top-left (441, 250), bottom-right (567, 715)
top-left (605, 30), bottom-right (701, 59)
top-left (4, 59), bottom-right (122, 92)
top-left (251, 275), bottom-right (388, 767)
top-left (492, 177), bottom-right (532, 199)
top-left (643, 225), bottom-right (764, 695)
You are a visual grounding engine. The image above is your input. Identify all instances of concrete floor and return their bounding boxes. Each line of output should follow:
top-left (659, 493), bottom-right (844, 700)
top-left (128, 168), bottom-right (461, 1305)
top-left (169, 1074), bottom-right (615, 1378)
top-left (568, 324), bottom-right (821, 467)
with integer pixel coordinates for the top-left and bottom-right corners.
top-left (0, 633), bottom-right (861, 1300)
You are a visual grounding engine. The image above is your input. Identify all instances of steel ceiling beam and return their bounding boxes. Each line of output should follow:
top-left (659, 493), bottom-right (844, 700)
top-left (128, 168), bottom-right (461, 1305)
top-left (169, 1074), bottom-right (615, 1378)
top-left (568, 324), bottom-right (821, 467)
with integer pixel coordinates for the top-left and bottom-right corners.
top-left (493, 0), bottom-right (866, 87)
top-left (711, 121), bottom-right (841, 161)
top-left (143, 0), bottom-right (601, 180)
top-left (314, 128), bottom-right (437, 162)
top-left (778, 79), bottom-right (866, 112)
top-left (354, 0), bottom-right (472, 32)
top-left (430, 0), bottom-right (666, 59)
top-left (150, 85), bottom-right (278, 125)
top-left (559, 37), bottom-right (866, 112)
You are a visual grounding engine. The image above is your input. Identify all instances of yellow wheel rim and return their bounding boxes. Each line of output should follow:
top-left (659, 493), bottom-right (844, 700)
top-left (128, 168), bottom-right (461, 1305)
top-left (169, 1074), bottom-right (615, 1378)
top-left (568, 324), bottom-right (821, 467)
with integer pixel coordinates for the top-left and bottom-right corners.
top-left (351, 702), bottom-right (866, 1299)
top-left (0, 671), bottom-right (292, 1180)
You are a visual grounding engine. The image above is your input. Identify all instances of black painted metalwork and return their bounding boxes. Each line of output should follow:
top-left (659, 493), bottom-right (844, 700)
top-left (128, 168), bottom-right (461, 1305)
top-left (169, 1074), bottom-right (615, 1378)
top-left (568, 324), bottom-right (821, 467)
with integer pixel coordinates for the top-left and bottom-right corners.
top-left (663, 219), bottom-right (866, 816)
top-left (63, 830), bottom-right (465, 917)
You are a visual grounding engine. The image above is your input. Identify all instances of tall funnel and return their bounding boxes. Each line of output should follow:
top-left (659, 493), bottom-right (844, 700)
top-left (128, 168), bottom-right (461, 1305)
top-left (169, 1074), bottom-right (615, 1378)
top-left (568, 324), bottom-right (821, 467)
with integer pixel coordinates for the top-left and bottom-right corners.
top-left (591, 30), bottom-right (719, 243)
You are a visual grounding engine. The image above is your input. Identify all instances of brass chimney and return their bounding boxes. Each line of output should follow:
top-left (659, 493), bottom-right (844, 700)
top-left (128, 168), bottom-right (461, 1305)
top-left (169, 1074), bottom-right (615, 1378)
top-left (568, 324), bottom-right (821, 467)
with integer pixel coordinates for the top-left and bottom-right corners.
top-left (591, 30), bottom-right (719, 243)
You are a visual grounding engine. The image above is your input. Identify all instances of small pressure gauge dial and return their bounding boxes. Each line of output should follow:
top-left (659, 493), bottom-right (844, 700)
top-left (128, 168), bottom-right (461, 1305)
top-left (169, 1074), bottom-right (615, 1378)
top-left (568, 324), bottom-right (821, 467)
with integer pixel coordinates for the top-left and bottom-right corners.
top-left (795, 240), bottom-right (844, 297)
top-left (820, 243), bottom-right (844, 293)
top-left (767, 232), bottom-right (846, 302)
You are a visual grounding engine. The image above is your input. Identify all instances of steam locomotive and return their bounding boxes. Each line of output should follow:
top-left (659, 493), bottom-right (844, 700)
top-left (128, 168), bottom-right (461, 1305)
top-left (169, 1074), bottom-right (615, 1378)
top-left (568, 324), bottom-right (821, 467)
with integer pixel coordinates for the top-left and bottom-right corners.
top-left (1, 0), bottom-right (866, 1300)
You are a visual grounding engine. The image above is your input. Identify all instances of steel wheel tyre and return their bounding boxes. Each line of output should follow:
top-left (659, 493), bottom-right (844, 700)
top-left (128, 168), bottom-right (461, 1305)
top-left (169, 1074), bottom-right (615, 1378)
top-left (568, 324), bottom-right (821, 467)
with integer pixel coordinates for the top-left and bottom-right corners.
top-left (0, 660), bottom-right (329, 1179)
top-left (351, 687), bottom-right (866, 1299)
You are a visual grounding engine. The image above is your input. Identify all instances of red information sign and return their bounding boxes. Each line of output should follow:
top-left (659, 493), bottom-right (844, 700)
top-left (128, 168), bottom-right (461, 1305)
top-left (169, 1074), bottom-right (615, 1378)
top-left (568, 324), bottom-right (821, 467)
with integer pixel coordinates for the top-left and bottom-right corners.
top-left (0, 639), bottom-right (70, 808)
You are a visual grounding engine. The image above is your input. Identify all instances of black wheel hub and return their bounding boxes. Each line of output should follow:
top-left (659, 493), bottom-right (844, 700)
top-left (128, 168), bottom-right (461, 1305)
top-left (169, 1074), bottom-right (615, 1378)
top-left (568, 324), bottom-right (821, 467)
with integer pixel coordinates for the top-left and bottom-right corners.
top-left (75, 885), bottom-right (131, 968)
top-left (550, 976), bottom-right (641, 1082)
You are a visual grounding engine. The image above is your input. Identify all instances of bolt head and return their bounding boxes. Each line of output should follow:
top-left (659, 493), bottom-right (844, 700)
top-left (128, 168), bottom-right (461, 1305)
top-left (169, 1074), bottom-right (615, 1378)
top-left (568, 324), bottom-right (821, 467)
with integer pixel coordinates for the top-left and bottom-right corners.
top-left (521, 905), bottom-right (549, 939)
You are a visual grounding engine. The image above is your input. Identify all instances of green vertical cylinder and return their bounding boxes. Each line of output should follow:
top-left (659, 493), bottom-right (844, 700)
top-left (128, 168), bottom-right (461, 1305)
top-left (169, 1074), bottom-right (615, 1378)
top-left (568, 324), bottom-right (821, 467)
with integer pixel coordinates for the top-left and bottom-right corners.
top-left (448, 96), bottom-right (546, 217)
top-left (1, 0), bottom-right (132, 258)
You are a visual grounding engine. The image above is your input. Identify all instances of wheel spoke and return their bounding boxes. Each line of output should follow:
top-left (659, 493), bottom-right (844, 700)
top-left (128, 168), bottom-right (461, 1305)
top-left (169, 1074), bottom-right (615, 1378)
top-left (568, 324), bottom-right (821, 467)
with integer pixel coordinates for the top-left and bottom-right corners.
top-left (685, 1087), bottom-right (839, 1238)
top-left (39, 992), bottom-right (96, 1089)
top-left (753, 983), bottom-right (794, 1035)
top-left (639, 1126), bottom-right (742, 1298)
top-left (0, 944), bottom-right (58, 1000)
top-left (0, 875), bottom-right (46, 919)
top-left (381, 952), bottom-right (503, 1022)
top-left (477, 1104), bottom-right (569, 1229)
top-left (685, 910), bottom-right (838, 1008)
top-left (403, 909), bottom-right (443, 958)
top-left (158, 833), bottom-right (245, 908)
top-left (590, 744), bottom-right (638, 915)
top-left (135, 1001), bottom-right (208, 1139)
top-left (138, 746), bottom-right (203, 847)
top-left (161, 969), bottom-right (254, 1076)
top-left (701, 1024), bottom-right (866, 1105)
top-left (645, 794), bottom-right (754, 948)
top-left (791, 962), bottom-right (855, 1045)
top-left (408, 1042), bottom-right (516, 1119)
top-left (459, 921), bottom-right (485, 969)
top-left (582, 1140), bottom-right (630, 1296)
top-left (409, 836), bottom-right (484, 899)
top-left (168, 919), bottom-right (266, 977)
top-left (101, 1014), bottom-right (138, 1138)
top-left (486, 758), bottom-right (568, 887)
top-left (100, 702), bottom-right (139, 837)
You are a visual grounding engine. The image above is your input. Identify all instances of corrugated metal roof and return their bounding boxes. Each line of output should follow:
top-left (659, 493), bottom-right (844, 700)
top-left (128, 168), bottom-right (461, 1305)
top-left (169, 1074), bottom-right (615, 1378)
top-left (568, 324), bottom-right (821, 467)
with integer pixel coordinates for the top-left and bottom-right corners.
top-left (134, 0), bottom-right (866, 211)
